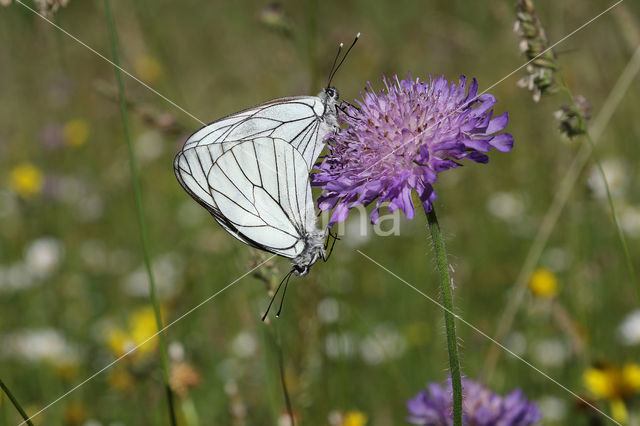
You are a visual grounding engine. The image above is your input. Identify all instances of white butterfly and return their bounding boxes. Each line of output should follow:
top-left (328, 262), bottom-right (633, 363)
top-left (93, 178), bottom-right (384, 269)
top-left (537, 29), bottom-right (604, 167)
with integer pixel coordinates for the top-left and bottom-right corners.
top-left (174, 88), bottom-right (339, 276)
top-left (174, 35), bottom-right (358, 281)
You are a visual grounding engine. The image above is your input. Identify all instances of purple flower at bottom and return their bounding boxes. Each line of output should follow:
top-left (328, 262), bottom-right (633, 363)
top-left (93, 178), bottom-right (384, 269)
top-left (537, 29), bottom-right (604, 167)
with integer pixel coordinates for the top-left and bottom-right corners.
top-left (312, 74), bottom-right (513, 225)
top-left (407, 378), bottom-right (541, 426)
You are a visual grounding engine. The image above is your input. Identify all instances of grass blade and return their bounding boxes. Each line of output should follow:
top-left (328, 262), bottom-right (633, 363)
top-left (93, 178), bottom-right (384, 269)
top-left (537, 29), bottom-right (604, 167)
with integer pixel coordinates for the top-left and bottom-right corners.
top-left (103, 1), bottom-right (178, 424)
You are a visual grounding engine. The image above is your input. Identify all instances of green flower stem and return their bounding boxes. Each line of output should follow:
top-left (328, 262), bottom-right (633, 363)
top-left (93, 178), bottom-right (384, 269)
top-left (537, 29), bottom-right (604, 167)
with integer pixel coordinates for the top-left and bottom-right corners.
top-left (0, 378), bottom-right (33, 426)
top-left (104, 2), bottom-right (177, 425)
top-left (426, 206), bottom-right (462, 426)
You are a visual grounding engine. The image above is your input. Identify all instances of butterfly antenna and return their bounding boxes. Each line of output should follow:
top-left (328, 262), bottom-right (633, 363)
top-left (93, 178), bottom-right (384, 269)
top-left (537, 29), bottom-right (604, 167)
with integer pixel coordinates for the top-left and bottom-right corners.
top-left (276, 271), bottom-right (294, 318)
top-left (327, 32), bottom-right (360, 87)
top-left (262, 270), bottom-right (293, 321)
top-left (326, 42), bottom-right (344, 89)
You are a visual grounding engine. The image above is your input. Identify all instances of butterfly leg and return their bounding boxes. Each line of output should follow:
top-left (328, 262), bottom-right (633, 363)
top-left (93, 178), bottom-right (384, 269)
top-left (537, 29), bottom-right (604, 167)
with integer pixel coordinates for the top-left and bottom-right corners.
top-left (338, 102), bottom-right (360, 120)
top-left (324, 229), bottom-right (340, 261)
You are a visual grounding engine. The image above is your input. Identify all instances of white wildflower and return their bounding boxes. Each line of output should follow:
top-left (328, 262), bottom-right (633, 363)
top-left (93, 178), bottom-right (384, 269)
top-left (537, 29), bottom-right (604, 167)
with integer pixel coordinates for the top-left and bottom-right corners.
top-left (587, 158), bottom-right (626, 200)
top-left (231, 332), bottom-right (257, 359)
top-left (486, 191), bottom-right (525, 222)
top-left (359, 324), bottom-right (407, 365)
top-left (619, 309), bottom-right (640, 346)
top-left (317, 298), bottom-right (339, 324)
top-left (24, 237), bottom-right (64, 278)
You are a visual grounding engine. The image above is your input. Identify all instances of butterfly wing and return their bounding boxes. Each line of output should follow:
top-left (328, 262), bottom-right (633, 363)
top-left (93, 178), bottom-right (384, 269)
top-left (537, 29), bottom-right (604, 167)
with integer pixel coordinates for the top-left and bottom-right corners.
top-left (179, 96), bottom-right (327, 170)
top-left (207, 137), bottom-right (314, 258)
top-left (174, 95), bottom-right (330, 240)
top-left (174, 96), bottom-right (328, 220)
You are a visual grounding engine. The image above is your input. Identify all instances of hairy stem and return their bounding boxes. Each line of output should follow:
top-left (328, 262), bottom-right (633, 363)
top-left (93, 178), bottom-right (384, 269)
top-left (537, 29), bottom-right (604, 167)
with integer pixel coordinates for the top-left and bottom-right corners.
top-left (426, 206), bottom-right (462, 426)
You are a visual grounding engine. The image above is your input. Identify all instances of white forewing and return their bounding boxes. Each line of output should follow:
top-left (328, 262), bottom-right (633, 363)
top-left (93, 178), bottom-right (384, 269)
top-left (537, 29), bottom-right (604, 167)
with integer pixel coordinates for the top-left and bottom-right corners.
top-left (174, 96), bottom-right (330, 221)
top-left (180, 96), bottom-right (326, 169)
top-left (207, 138), bottom-right (314, 258)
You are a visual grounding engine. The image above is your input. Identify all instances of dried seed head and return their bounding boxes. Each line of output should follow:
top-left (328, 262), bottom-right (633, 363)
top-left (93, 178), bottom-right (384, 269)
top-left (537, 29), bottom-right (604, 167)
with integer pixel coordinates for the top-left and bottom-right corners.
top-left (170, 361), bottom-right (202, 399)
top-left (514, 0), bottom-right (559, 101)
top-left (555, 95), bottom-right (592, 138)
top-left (34, 0), bottom-right (69, 18)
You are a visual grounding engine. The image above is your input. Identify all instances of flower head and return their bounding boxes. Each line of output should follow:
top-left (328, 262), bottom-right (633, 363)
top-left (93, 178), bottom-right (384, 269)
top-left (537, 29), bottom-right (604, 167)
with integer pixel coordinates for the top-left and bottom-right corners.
top-left (341, 410), bottom-right (368, 426)
top-left (312, 74), bottom-right (512, 225)
top-left (583, 362), bottom-right (640, 423)
top-left (528, 267), bottom-right (559, 299)
top-left (106, 306), bottom-right (162, 359)
top-left (554, 95), bottom-right (591, 138)
top-left (619, 309), bottom-right (640, 346)
top-left (9, 162), bottom-right (44, 198)
top-left (34, 0), bottom-right (69, 18)
top-left (407, 377), bottom-right (541, 425)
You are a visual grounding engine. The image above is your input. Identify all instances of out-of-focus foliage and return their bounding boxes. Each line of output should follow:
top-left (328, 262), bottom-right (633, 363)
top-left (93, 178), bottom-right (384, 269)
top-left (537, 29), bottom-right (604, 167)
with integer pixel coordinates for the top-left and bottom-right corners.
top-left (1, 0), bottom-right (640, 424)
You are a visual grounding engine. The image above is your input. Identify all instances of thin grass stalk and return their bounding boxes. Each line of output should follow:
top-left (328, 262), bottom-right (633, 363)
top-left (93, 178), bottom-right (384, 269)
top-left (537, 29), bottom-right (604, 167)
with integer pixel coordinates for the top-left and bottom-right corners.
top-left (426, 207), bottom-right (462, 426)
top-left (483, 43), bottom-right (640, 381)
top-left (0, 379), bottom-right (33, 426)
top-left (104, 1), bottom-right (177, 424)
top-left (558, 80), bottom-right (638, 294)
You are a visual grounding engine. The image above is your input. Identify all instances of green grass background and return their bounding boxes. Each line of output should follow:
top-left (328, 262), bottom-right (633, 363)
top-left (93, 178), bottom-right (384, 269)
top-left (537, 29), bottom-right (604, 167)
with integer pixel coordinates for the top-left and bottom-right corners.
top-left (1, 0), bottom-right (640, 424)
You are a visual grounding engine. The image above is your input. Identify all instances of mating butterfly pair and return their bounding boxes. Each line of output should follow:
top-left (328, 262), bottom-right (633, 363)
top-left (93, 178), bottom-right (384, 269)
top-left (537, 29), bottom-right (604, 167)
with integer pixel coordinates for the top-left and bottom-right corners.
top-left (174, 35), bottom-right (359, 317)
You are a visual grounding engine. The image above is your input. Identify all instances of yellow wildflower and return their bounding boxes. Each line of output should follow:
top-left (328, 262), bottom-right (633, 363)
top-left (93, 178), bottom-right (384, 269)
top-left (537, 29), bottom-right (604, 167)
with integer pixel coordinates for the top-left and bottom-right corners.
top-left (106, 306), bottom-right (161, 359)
top-left (63, 119), bottom-right (89, 147)
top-left (529, 267), bottom-right (558, 299)
top-left (130, 306), bottom-right (160, 356)
top-left (341, 410), bottom-right (368, 426)
top-left (107, 328), bottom-right (134, 358)
top-left (135, 55), bottom-right (163, 84)
top-left (584, 362), bottom-right (640, 424)
top-left (9, 162), bottom-right (44, 198)
top-left (610, 399), bottom-right (628, 425)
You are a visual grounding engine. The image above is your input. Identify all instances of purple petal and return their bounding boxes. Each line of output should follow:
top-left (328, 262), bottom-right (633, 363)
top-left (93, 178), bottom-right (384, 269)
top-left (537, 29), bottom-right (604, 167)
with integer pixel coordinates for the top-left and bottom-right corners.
top-left (489, 133), bottom-right (514, 152)
top-left (486, 111), bottom-right (509, 134)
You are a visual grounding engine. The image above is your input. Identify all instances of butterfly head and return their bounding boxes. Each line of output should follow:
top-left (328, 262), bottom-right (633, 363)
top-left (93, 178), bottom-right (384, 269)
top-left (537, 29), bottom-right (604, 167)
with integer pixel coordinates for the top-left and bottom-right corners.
top-left (292, 264), bottom-right (310, 277)
top-left (325, 87), bottom-right (339, 101)
top-left (318, 86), bottom-right (339, 103)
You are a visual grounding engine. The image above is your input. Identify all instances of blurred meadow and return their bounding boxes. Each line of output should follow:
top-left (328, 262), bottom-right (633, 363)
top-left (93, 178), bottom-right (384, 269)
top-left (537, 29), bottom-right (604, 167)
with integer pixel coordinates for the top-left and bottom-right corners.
top-left (1, 0), bottom-right (640, 425)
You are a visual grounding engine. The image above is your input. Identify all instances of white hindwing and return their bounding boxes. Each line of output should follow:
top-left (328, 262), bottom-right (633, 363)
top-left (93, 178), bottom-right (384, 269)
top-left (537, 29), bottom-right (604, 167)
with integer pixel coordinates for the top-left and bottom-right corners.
top-left (208, 137), bottom-right (315, 258)
top-left (174, 96), bottom-right (328, 217)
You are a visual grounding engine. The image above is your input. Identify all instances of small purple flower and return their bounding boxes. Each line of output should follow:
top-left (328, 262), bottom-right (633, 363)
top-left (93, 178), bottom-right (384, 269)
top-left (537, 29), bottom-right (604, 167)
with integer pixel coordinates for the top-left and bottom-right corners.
top-left (407, 378), bottom-right (541, 426)
top-left (312, 74), bottom-right (513, 225)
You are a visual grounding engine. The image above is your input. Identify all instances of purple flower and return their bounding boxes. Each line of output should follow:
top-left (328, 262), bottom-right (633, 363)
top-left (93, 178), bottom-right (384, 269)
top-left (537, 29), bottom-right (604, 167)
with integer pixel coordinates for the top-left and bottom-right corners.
top-left (407, 378), bottom-right (541, 426)
top-left (312, 74), bottom-right (513, 225)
